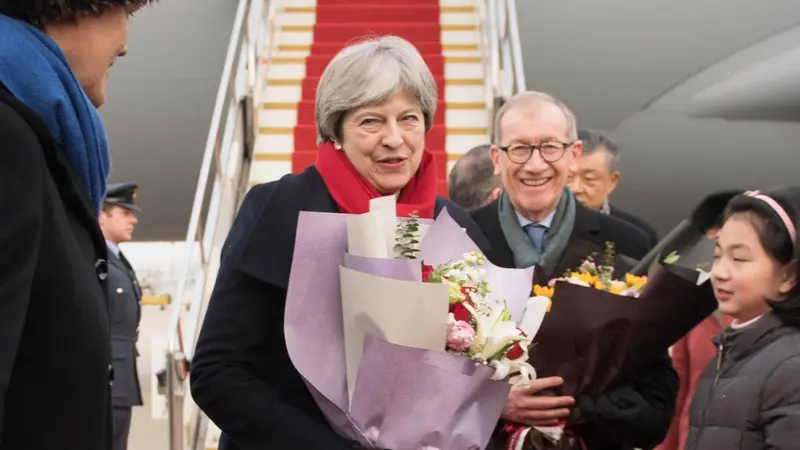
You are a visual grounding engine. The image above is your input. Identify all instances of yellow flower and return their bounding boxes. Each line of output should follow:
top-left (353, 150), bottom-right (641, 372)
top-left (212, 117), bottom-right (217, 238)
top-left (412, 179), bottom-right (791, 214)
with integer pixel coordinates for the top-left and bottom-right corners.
top-left (625, 273), bottom-right (648, 290)
top-left (593, 280), bottom-right (608, 291)
top-left (571, 271), bottom-right (597, 286)
top-left (532, 284), bottom-right (554, 299)
top-left (609, 283), bottom-right (626, 295)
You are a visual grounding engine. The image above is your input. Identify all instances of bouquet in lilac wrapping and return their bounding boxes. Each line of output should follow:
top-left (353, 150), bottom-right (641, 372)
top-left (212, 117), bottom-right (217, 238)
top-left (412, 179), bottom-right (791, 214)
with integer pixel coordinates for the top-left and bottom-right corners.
top-left (283, 196), bottom-right (549, 450)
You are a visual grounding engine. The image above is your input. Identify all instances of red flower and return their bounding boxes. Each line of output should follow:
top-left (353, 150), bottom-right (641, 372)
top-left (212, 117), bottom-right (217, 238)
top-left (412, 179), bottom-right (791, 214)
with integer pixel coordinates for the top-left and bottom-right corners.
top-left (449, 301), bottom-right (471, 323)
top-left (506, 342), bottom-right (525, 360)
top-left (422, 264), bottom-right (435, 282)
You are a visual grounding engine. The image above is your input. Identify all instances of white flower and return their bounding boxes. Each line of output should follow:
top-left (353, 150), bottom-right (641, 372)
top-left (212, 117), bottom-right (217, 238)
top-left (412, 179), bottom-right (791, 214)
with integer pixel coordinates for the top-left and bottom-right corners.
top-left (463, 252), bottom-right (479, 264)
top-left (566, 278), bottom-right (591, 288)
top-left (465, 301), bottom-right (528, 360)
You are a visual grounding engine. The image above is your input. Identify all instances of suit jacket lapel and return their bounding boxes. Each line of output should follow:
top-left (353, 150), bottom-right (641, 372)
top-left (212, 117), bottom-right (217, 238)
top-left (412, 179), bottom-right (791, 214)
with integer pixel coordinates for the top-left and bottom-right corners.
top-left (547, 204), bottom-right (604, 278)
top-left (107, 250), bottom-right (127, 273)
top-left (470, 201), bottom-right (516, 268)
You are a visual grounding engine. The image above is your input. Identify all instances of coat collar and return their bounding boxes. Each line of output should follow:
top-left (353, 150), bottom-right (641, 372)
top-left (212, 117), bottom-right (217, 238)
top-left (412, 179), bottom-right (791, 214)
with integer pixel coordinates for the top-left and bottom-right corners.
top-left (106, 246), bottom-right (131, 273)
top-left (471, 198), bottom-right (605, 280)
top-left (716, 312), bottom-right (796, 363)
top-left (0, 84), bottom-right (106, 255)
top-left (233, 165), bottom-right (488, 291)
top-left (235, 166), bottom-right (338, 290)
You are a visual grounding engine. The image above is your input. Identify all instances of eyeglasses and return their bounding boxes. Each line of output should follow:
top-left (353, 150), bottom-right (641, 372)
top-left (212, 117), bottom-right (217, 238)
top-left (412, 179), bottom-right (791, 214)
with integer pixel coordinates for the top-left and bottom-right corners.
top-left (498, 141), bottom-right (574, 164)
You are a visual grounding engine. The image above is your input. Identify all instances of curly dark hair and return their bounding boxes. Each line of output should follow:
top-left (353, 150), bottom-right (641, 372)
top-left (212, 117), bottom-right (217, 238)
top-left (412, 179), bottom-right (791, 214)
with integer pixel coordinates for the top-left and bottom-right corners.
top-left (0, 0), bottom-right (155, 27)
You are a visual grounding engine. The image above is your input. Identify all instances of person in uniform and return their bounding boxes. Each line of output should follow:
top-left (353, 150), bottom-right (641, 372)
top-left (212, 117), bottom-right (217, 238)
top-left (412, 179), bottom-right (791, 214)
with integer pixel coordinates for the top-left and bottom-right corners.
top-left (99, 182), bottom-right (144, 450)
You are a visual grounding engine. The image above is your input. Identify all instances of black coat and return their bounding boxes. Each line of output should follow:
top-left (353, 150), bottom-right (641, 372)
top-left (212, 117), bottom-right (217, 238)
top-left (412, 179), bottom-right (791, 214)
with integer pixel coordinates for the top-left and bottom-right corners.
top-left (107, 250), bottom-right (143, 408)
top-left (0, 87), bottom-right (113, 448)
top-left (190, 165), bottom-right (488, 450)
top-left (610, 205), bottom-right (659, 249)
top-left (470, 199), bottom-right (678, 450)
top-left (685, 313), bottom-right (800, 450)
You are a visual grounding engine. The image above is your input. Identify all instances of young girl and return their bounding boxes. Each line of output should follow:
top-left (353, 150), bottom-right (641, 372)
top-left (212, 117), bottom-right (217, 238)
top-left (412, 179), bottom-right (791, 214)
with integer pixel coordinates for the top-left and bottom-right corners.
top-left (684, 187), bottom-right (800, 449)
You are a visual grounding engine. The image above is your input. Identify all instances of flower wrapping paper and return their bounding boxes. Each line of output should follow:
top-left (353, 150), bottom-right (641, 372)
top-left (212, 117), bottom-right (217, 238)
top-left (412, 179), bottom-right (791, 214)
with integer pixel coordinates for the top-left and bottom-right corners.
top-left (531, 230), bottom-right (719, 399)
top-left (284, 207), bottom-right (536, 449)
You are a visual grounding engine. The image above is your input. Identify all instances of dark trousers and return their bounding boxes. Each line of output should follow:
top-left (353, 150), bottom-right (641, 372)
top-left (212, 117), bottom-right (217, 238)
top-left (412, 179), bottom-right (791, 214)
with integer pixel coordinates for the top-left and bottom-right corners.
top-left (112, 406), bottom-right (132, 450)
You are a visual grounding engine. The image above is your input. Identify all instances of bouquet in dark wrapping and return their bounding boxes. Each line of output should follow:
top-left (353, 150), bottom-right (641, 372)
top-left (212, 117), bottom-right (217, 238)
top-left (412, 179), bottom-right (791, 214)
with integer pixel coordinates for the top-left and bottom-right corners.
top-left (508, 191), bottom-right (741, 448)
top-left (526, 191), bottom-right (739, 401)
top-left (527, 243), bottom-right (650, 398)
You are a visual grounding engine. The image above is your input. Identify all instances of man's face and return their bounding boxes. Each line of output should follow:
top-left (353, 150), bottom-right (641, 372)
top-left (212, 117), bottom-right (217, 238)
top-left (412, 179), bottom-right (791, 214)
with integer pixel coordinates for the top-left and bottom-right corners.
top-left (490, 103), bottom-right (582, 221)
top-left (569, 147), bottom-right (619, 210)
top-left (99, 205), bottom-right (138, 243)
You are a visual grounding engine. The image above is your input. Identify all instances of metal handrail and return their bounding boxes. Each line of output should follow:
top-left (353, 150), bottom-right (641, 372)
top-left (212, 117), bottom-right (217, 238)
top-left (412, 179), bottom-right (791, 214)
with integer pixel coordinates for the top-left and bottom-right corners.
top-left (482, 0), bottom-right (527, 139)
top-left (164, 0), bottom-right (276, 448)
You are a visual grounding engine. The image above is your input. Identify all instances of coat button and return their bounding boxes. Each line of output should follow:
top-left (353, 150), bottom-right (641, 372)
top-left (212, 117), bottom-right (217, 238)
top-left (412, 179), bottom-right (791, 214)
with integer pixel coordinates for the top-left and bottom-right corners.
top-left (116, 288), bottom-right (123, 294)
top-left (108, 363), bottom-right (115, 385)
top-left (95, 259), bottom-right (108, 281)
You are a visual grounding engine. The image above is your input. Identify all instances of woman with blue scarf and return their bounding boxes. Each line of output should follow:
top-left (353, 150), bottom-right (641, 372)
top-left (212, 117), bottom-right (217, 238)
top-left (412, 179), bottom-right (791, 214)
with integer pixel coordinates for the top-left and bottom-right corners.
top-left (0, 1), bottom-right (154, 449)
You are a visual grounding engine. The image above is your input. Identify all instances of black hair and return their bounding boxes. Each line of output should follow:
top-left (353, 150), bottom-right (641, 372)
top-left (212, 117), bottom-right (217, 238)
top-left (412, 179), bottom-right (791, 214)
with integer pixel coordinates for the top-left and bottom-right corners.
top-left (691, 190), bottom-right (743, 233)
top-left (724, 187), bottom-right (800, 326)
top-left (448, 144), bottom-right (501, 211)
top-left (0, 0), bottom-right (153, 27)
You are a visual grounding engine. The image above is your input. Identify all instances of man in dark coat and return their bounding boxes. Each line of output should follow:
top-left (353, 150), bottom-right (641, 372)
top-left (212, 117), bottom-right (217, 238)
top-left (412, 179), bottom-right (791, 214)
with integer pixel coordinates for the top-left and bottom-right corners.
top-left (473, 91), bottom-right (678, 450)
top-left (569, 128), bottom-right (659, 247)
top-left (99, 182), bottom-right (144, 450)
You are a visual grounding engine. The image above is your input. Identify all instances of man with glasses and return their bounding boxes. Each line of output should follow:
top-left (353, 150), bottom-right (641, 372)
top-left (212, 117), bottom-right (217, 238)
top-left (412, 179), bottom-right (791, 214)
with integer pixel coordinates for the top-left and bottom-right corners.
top-left (472, 91), bottom-right (676, 450)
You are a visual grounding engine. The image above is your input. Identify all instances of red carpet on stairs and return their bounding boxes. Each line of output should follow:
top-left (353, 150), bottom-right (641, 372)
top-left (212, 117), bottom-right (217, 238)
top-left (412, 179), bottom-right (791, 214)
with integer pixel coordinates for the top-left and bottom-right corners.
top-left (290, 0), bottom-right (450, 197)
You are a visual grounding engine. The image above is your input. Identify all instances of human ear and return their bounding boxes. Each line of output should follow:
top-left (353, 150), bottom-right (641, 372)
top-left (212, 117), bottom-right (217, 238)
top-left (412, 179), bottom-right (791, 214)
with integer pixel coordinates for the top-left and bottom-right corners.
top-left (489, 145), bottom-right (503, 176)
top-left (777, 260), bottom-right (799, 296)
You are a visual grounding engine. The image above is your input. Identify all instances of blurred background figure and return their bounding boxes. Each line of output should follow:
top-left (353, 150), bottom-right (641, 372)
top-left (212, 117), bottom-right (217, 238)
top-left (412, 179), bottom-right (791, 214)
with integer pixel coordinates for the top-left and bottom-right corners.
top-left (449, 144), bottom-right (503, 211)
top-left (100, 182), bottom-right (145, 450)
top-left (570, 128), bottom-right (659, 247)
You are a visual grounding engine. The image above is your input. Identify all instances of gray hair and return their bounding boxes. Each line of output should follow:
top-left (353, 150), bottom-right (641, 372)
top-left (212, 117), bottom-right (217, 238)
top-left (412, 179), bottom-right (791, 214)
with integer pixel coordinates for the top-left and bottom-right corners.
top-left (493, 91), bottom-right (578, 143)
top-left (578, 128), bottom-right (620, 172)
top-left (448, 144), bottom-right (502, 211)
top-left (315, 36), bottom-right (438, 145)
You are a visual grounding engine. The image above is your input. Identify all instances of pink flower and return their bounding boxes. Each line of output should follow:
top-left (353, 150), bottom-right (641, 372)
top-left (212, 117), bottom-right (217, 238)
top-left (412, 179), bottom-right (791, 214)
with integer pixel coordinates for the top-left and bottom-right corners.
top-left (446, 319), bottom-right (476, 352)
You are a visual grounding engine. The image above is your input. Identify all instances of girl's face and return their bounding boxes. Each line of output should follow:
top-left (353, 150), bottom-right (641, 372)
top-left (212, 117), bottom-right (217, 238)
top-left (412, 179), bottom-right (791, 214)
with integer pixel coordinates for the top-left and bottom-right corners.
top-left (711, 213), bottom-right (797, 323)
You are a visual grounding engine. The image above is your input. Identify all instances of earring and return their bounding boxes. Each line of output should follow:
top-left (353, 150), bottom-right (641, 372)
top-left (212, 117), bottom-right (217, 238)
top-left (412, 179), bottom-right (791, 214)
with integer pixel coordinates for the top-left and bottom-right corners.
top-left (334, 142), bottom-right (343, 150)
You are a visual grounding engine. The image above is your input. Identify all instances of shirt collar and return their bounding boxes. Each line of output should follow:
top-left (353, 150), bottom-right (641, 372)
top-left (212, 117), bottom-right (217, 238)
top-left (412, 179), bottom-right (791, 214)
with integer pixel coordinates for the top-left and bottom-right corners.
top-left (106, 239), bottom-right (121, 257)
top-left (601, 199), bottom-right (611, 215)
top-left (515, 208), bottom-right (556, 229)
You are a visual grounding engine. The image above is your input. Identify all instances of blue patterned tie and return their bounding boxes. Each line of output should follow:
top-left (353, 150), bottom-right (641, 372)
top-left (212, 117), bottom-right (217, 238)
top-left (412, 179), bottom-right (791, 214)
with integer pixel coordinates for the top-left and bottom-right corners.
top-left (525, 224), bottom-right (547, 252)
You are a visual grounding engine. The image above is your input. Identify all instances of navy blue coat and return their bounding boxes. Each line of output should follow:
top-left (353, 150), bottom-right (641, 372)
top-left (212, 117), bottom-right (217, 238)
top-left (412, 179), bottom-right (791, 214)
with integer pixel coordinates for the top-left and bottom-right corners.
top-left (190, 165), bottom-right (488, 450)
top-left (107, 249), bottom-right (143, 408)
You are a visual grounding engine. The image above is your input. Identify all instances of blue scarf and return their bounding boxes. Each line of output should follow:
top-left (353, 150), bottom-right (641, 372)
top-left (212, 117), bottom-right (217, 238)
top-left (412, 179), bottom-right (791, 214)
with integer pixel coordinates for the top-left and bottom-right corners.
top-left (0, 15), bottom-right (111, 212)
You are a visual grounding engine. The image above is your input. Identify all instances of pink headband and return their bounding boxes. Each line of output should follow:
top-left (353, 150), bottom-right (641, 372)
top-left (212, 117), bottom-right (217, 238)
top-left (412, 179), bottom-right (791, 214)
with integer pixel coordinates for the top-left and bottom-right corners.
top-left (744, 190), bottom-right (797, 245)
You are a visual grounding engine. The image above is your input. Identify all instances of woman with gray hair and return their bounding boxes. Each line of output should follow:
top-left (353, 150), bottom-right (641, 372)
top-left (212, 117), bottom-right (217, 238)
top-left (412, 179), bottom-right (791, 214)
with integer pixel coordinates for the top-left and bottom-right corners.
top-left (190, 36), bottom-right (487, 450)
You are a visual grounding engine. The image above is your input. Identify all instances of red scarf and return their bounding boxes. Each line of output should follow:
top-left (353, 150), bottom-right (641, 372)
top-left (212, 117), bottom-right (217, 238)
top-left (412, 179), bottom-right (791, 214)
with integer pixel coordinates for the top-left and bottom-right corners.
top-left (315, 141), bottom-right (437, 218)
